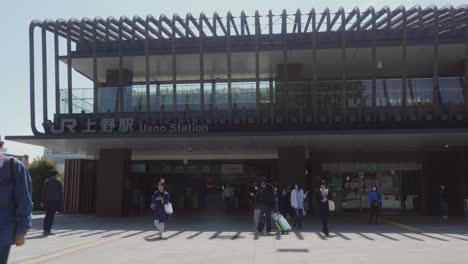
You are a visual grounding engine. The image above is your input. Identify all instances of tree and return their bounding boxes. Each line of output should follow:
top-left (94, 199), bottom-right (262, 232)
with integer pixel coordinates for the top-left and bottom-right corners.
top-left (28, 157), bottom-right (61, 210)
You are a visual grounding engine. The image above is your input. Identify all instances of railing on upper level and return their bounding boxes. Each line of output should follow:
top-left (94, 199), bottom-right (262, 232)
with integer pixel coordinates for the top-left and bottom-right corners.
top-left (60, 77), bottom-right (464, 115)
top-left (54, 77), bottom-right (465, 133)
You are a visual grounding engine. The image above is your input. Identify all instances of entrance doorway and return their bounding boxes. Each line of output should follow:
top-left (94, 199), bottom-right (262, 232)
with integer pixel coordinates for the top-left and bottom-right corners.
top-left (323, 162), bottom-right (422, 212)
top-left (126, 159), bottom-right (276, 215)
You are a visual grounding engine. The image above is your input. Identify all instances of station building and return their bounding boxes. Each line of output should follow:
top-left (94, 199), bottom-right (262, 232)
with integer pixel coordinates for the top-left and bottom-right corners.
top-left (8, 5), bottom-right (468, 216)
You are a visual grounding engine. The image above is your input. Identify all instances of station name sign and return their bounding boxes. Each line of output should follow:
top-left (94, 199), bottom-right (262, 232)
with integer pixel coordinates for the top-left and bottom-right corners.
top-left (46, 118), bottom-right (209, 134)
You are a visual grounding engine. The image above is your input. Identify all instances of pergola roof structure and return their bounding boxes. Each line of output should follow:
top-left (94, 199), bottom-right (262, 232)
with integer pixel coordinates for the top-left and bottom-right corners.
top-left (31, 5), bottom-right (468, 43)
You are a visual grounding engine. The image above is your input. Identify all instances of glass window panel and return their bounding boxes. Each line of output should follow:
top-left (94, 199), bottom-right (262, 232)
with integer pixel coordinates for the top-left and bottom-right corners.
top-left (176, 83), bottom-right (200, 110)
top-left (232, 82), bottom-right (256, 109)
top-left (377, 79), bottom-right (402, 107)
top-left (97, 87), bottom-right (119, 113)
top-left (407, 79), bottom-right (433, 106)
top-left (214, 82), bottom-right (228, 110)
top-left (159, 84), bottom-right (173, 109)
top-left (347, 80), bottom-right (372, 108)
top-left (439, 77), bottom-right (464, 105)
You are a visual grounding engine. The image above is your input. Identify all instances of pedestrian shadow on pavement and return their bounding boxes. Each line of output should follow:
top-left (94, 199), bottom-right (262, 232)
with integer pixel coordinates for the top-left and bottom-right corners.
top-left (293, 231), bottom-right (304, 240)
top-left (144, 231), bottom-right (184, 241)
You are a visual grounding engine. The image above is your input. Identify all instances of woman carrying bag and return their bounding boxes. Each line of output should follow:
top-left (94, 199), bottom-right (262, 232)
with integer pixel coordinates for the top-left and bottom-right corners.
top-left (316, 180), bottom-right (332, 237)
top-left (151, 181), bottom-right (172, 239)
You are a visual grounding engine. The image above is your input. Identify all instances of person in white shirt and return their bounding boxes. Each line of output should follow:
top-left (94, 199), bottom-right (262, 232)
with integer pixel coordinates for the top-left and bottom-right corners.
top-left (290, 184), bottom-right (308, 229)
top-left (222, 185), bottom-right (234, 212)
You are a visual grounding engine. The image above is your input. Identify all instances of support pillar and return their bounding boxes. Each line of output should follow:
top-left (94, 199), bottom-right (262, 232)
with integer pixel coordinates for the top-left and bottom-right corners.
top-left (96, 149), bottom-right (131, 217)
top-left (422, 149), bottom-right (463, 215)
top-left (278, 147), bottom-right (306, 187)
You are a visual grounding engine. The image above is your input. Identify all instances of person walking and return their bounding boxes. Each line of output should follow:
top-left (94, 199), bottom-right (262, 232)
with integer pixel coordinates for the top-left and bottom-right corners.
top-left (316, 180), bottom-right (331, 237)
top-left (256, 178), bottom-right (275, 234)
top-left (440, 185), bottom-right (448, 220)
top-left (0, 140), bottom-right (33, 264)
top-left (222, 185), bottom-right (234, 213)
top-left (42, 169), bottom-right (63, 236)
top-left (249, 183), bottom-right (260, 231)
top-left (279, 186), bottom-right (289, 217)
top-left (151, 182), bottom-right (171, 239)
top-left (368, 185), bottom-right (382, 224)
top-left (290, 184), bottom-right (305, 229)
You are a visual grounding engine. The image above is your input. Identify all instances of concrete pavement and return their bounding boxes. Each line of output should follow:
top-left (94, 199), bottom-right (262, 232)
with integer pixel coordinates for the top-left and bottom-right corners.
top-left (9, 213), bottom-right (468, 264)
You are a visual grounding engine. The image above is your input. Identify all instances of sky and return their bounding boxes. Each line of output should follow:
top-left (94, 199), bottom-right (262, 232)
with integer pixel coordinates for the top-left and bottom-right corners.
top-left (0, 0), bottom-right (465, 160)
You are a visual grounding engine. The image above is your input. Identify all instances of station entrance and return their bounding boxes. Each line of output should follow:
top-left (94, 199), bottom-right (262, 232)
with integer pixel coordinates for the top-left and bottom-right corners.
top-left (125, 159), bottom-right (277, 216)
top-left (321, 162), bottom-right (423, 213)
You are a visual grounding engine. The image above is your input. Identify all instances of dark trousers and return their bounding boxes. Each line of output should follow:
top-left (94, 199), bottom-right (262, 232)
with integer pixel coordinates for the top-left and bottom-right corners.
top-left (224, 198), bottom-right (232, 212)
top-left (440, 201), bottom-right (448, 217)
top-left (257, 209), bottom-right (272, 232)
top-left (43, 200), bottom-right (59, 232)
top-left (0, 245), bottom-right (11, 264)
top-left (319, 206), bottom-right (329, 236)
top-left (369, 203), bottom-right (380, 223)
top-left (293, 208), bottom-right (303, 228)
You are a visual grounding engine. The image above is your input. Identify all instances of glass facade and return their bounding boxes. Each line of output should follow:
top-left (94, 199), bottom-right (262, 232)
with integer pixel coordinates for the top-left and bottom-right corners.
top-left (323, 162), bottom-right (422, 212)
top-left (60, 77), bottom-right (465, 118)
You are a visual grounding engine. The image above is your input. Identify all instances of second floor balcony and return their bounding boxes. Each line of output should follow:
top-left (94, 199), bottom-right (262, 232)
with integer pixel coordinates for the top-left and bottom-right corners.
top-left (50, 77), bottom-right (466, 134)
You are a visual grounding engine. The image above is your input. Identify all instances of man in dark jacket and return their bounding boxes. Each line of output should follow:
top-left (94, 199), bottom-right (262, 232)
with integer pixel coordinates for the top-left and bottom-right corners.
top-left (0, 140), bottom-right (33, 264)
top-left (256, 178), bottom-right (275, 234)
top-left (42, 170), bottom-right (63, 236)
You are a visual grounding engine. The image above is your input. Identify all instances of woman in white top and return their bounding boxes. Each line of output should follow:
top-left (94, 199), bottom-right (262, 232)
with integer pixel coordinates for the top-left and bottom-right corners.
top-left (290, 184), bottom-right (308, 229)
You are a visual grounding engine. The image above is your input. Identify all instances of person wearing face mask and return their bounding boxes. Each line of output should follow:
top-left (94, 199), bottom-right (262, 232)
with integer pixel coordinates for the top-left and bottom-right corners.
top-left (368, 185), bottom-right (382, 224)
top-left (290, 184), bottom-right (306, 229)
top-left (316, 180), bottom-right (331, 237)
top-left (256, 178), bottom-right (275, 234)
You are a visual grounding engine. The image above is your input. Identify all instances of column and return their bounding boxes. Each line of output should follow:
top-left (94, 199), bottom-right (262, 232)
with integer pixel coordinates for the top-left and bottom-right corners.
top-left (278, 147), bottom-right (306, 187)
top-left (96, 149), bottom-right (131, 217)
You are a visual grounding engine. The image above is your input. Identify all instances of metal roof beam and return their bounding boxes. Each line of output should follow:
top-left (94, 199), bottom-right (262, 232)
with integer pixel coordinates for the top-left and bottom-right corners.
top-left (316, 8), bottom-right (330, 32)
top-left (240, 11), bottom-right (250, 35)
top-left (329, 8), bottom-right (343, 30)
top-left (213, 12), bottom-right (227, 36)
top-left (345, 7), bottom-right (361, 31)
top-left (227, 13), bottom-right (239, 35)
top-left (362, 7), bottom-right (387, 30)
top-left (186, 13), bottom-right (203, 37)
top-left (200, 13), bottom-right (216, 36)
top-left (292, 9), bottom-right (301, 33)
top-left (303, 9), bottom-right (316, 32)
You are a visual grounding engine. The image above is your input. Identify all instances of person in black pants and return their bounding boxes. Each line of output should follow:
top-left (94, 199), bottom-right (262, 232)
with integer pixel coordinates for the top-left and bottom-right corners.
top-left (368, 185), bottom-right (382, 224)
top-left (256, 178), bottom-right (275, 234)
top-left (440, 185), bottom-right (448, 219)
top-left (42, 170), bottom-right (63, 236)
top-left (316, 180), bottom-right (331, 237)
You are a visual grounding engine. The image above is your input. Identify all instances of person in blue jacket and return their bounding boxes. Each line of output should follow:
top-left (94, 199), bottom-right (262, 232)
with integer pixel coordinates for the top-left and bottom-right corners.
top-left (150, 181), bottom-right (171, 239)
top-left (368, 185), bottom-right (382, 224)
top-left (0, 140), bottom-right (33, 264)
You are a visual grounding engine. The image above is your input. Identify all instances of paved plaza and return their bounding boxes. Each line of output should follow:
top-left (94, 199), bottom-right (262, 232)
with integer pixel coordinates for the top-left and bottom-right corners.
top-left (9, 213), bottom-right (468, 264)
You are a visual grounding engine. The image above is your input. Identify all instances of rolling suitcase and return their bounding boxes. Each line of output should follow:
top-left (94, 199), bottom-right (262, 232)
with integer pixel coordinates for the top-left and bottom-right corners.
top-left (272, 212), bottom-right (291, 234)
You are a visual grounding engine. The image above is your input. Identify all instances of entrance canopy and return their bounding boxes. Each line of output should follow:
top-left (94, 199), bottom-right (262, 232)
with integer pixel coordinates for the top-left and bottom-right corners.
top-left (9, 129), bottom-right (468, 159)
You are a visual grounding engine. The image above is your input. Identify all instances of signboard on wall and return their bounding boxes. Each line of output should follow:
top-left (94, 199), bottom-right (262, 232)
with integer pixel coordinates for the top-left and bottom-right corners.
top-left (45, 118), bottom-right (209, 135)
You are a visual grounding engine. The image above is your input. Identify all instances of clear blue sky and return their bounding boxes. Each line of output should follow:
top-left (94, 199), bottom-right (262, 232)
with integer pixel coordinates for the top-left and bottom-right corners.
top-left (0, 0), bottom-right (465, 160)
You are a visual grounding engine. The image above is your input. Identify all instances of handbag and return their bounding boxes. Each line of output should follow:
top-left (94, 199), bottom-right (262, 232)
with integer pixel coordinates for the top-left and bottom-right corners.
top-left (328, 200), bottom-right (335, 211)
top-left (164, 202), bottom-right (173, 215)
top-left (150, 203), bottom-right (156, 210)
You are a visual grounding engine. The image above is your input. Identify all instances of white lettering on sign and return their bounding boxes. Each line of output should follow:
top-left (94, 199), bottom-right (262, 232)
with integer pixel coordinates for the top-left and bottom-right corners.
top-left (47, 118), bottom-right (209, 134)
